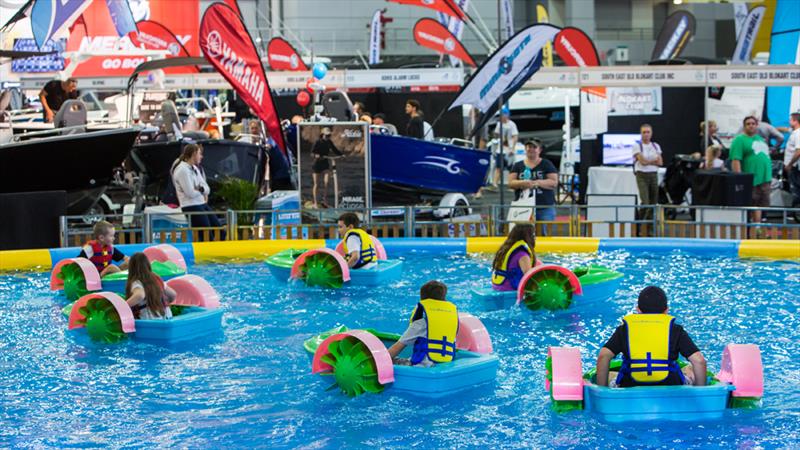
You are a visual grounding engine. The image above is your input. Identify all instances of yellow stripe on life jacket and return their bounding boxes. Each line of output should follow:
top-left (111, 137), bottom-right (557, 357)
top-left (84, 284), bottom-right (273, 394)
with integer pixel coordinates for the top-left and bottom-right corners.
top-left (408, 299), bottom-right (459, 364)
top-left (342, 229), bottom-right (376, 267)
top-left (623, 314), bottom-right (675, 384)
top-left (491, 240), bottom-right (532, 286)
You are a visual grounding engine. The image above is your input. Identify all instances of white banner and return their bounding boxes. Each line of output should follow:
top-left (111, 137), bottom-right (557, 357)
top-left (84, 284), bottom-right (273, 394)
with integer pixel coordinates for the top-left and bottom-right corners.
top-left (369, 9), bottom-right (382, 65)
top-left (501, 0), bottom-right (513, 41)
top-left (607, 87), bottom-right (662, 116)
top-left (732, 6), bottom-right (765, 64)
top-left (707, 86), bottom-right (765, 143)
top-left (447, 0), bottom-right (469, 67)
top-left (449, 24), bottom-right (560, 112)
top-left (733, 3), bottom-right (749, 39)
top-left (579, 66), bottom-right (705, 86)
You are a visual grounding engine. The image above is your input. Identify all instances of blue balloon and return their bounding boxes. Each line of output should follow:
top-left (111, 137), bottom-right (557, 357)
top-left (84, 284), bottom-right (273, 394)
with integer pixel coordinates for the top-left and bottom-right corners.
top-left (312, 63), bottom-right (328, 80)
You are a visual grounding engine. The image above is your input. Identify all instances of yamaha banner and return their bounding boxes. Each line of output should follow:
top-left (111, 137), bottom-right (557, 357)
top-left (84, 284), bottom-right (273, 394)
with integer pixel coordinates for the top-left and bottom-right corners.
top-left (536, 3), bottom-right (553, 67)
top-left (651, 10), bottom-right (696, 61)
top-left (448, 23), bottom-right (560, 113)
top-left (387, 0), bottom-right (465, 20)
top-left (267, 37), bottom-right (308, 71)
top-left (369, 9), bottom-right (381, 65)
top-left (413, 18), bottom-right (476, 67)
top-left (200, 3), bottom-right (286, 154)
top-left (554, 27), bottom-right (599, 67)
top-left (732, 6), bottom-right (765, 64)
top-left (31, 0), bottom-right (92, 49)
top-left (128, 20), bottom-right (197, 73)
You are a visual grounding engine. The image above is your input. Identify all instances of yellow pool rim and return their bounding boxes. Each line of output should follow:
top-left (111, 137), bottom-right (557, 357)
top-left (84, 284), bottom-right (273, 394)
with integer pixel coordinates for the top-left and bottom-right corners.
top-left (466, 237), bottom-right (600, 254)
top-left (0, 249), bottom-right (52, 272)
top-left (191, 239), bottom-right (327, 263)
top-left (738, 240), bottom-right (800, 259)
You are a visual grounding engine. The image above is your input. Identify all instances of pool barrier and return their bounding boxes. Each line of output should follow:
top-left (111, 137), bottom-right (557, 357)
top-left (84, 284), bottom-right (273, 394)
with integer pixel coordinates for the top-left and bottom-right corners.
top-left (0, 238), bottom-right (797, 272)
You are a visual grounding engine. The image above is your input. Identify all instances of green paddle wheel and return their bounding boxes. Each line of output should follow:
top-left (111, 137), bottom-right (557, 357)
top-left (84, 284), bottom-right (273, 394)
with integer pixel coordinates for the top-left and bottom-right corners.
top-left (298, 252), bottom-right (345, 288)
top-left (545, 355), bottom-right (583, 412)
top-left (58, 263), bottom-right (94, 302)
top-left (520, 269), bottom-right (575, 311)
top-left (318, 336), bottom-right (383, 396)
top-left (73, 297), bottom-right (127, 344)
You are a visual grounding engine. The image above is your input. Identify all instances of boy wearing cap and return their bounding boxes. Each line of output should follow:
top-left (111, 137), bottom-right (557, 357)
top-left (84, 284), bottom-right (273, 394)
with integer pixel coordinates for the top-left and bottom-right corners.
top-left (595, 286), bottom-right (707, 388)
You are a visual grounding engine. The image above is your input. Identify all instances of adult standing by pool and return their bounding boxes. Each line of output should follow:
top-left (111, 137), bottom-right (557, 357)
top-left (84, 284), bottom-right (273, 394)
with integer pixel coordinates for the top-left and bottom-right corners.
top-left (508, 140), bottom-right (558, 232)
top-left (404, 99), bottom-right (424, 139)
top-left (633, 124), bottom-right (662, 236)
top-left (731, 116), bottom-right (772, 238)
top-left (38, 77), bottom-right (78, 123)
top-left (171, 143), bottom-right (224, 241)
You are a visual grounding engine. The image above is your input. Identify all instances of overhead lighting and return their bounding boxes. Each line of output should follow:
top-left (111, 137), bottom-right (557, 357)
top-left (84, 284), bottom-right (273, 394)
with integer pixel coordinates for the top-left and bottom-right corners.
top-left (674, 0), bottom-right (683, 4)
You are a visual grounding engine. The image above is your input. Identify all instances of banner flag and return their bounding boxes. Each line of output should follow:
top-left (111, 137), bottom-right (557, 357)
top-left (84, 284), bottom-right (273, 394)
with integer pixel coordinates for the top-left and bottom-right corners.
top-left (732, 6), bottom-right (765, 64)
top-left (766, 0), bottom-right (800, 129)
top-left (447, 23), bottom-right (560, 114)
top-left (501, 0), bottom-right (513, 40)
top-left (267, 37), bottom-right (308, 71)
top-left (31, 0), bottom-right (92, 49)
top-left (222, 0), bottom-right (242, 17)
top-left (387, 0), bottom-right (465, 20)
top-left (369, 9), bottom-right (382, 64)
top-left (554, 27), bottom-right (599, 67)
top-left (200, 3), bottom-right (286, 154)
top-left (536, 3), bottom-right (552, 67)
top-left (651, 10), bottom-right (696, 61)
top-left (446, 0), bottom-right (469, 67)
top-left (128, 20), bottom-right (198, 73)
top-left (413, 18), bottom-right (476, 67)
top-left (105, 0), bottom-right (137, 36)
top-left (733, 3), bottom-right (748, 38)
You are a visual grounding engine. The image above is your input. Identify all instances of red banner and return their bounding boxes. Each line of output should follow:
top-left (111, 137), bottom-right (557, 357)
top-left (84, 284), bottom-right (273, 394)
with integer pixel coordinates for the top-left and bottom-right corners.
top-left (388, 0), bottom-right (465, 20)
top-left (200, 3), bottom-right (285, 154)
top-left (266, 37), bottom-right (308, 71)
top-left (554, 27), bottom-right (599, 67)
top-left (127, 20), bottom-right (198, 74)
top-left (66, 0), bottom-right (199, 77)
top-left (222, 0), bottom-right (241, 17)
top-left (413, 18), bottom-right (475, 67)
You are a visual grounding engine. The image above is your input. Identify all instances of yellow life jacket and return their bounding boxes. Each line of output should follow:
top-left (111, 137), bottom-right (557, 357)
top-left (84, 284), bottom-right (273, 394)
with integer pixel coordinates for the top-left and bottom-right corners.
top-left (491, 240), bottom-right (533, 287)
top-left (342, 229), bottom-right (376, 268)
top-left (619, 314), bottom-right (683, 384)
top-left (408, 299), bottom-right (459, 364)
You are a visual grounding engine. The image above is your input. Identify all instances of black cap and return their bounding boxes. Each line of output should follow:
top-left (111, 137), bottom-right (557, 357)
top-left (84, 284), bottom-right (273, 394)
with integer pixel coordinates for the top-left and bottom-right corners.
top-left (638, 286), bottom-right (668, 313)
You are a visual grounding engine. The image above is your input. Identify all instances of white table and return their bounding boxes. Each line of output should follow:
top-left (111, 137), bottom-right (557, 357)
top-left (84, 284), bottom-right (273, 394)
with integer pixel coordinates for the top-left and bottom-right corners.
top-left (587, 166), bottom-right (666, 203)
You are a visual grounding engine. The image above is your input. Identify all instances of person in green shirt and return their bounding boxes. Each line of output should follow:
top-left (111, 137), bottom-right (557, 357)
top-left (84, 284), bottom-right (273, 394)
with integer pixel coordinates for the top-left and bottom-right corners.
top-left (730, 116), bottom-right (772, 238)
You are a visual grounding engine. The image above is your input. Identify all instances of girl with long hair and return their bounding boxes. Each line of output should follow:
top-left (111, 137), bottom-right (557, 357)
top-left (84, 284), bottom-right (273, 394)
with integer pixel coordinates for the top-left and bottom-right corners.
top-left (124, 253), bottom-right (177, 320)
top-left (171, 143), bottom-right (224, 241)
top-left (491, 224), bottom-right (538, 291)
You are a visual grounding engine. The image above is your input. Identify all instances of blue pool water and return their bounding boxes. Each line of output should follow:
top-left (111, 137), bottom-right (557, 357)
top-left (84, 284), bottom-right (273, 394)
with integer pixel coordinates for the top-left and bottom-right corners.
top-left (1, 251), bottom-right (799, 448)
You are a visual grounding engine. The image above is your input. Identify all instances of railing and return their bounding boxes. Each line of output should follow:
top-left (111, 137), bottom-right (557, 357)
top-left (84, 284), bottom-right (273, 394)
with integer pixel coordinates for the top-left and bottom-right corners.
top-left (58, 204), bottom-right (800, 247)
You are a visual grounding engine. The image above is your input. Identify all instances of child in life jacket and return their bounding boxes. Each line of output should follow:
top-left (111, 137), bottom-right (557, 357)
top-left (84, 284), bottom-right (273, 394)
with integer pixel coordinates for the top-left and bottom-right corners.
top-left (124, 253), bottom-right (176, 320)
top-left (491, 223), bottom-right (538, 291)
top-left (78, 220), bottom-right (129, 277)
top-left (387, 280), bottom-right (459, 368)
top-left (595, 286), bottom-right (708, 388)
top-left (337, 212), bottom-right (377, 269)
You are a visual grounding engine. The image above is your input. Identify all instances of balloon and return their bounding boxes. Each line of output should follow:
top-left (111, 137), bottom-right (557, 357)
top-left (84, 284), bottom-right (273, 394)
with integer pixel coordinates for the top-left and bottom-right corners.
top-left (296, 90), bottom-right (311, 107)
top-left (305, 78), bottom-right (317, 92)
top-left (312, 63), bottom-right (327, 80)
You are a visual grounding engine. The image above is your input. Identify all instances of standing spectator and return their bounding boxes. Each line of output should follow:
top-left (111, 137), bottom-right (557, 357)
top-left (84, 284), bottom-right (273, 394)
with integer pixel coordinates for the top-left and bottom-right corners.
top-left (404, 99), bottom-right (424, 139)
top-left (490, 108), bottom-right (519, 188)
top-left (508, 140), bottom-right (558, 234)
top-left (311, 127), bottom-right (342, 208)
top-left (372, 113), bottom-right (387, 126)
top-left (633, 124), bottom-right (662, 237)
top-left (784, 112), bottom-right (800, 208)
top-left (39, 77), bottom-right (78, 123)
top-left (756, 118), bottom-right (785, 151)
top-left (352, 101), bottom-right (366, 120)
top-left (171, 143), bottom-right (224, 241)
top-left (700, 120), bottom-right (727, 159)
top-left (731, 116), bottom-right (772, 237)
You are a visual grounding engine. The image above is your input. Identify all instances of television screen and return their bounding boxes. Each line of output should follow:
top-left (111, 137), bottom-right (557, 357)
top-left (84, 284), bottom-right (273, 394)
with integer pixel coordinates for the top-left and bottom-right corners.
top-left (602, 133), bottom-right (640, 165)
top-left (11, 38), bottom-right (66, 73)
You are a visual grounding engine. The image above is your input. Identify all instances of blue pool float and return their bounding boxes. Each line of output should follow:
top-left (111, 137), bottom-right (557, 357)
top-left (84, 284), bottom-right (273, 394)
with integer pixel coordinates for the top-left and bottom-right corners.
top-left (546, 345), bottom-right (763, 422)
top-left (266, 240), bottom-right (403, 288)
top-left (306, 313), bottom-right (498, 397)
top-left (472, 264), bottom-right (623, 310)
top-left (66, 274), bottom-right (223, 345)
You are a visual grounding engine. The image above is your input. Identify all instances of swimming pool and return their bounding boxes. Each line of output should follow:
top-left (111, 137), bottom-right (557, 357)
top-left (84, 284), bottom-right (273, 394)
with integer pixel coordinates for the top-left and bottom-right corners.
top-left (1, 249), bottom-right (798, 448)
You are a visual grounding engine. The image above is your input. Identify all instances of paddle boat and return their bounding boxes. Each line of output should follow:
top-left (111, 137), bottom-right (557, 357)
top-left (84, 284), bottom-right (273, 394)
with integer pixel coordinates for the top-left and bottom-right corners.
top-left (546, 345), bottom-right (763, 422)
top-left (471, 264), bottom-right (623, 310)
top-left (265, 235), bottom-right (402, 288)
top-left (50, 244), bottom-right (188, 301)
top-left (306, 313), bottom-right (498, 397)
top-left (65, 274), bottom-right (222, 345)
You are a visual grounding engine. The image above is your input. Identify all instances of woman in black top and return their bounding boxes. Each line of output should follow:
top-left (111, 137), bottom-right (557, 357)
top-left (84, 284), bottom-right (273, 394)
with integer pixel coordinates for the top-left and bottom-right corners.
top-left (311, 127), bottom-right (342, 208)
top-left (700, 120), bottom-right (728, 159)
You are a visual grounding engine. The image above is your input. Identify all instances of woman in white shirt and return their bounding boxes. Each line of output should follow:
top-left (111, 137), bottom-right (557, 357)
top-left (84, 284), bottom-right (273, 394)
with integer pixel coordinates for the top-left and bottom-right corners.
top-left (171, 143), bottom-right (224, 240)
top-left (632, 124), bottom-right (663, 236)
